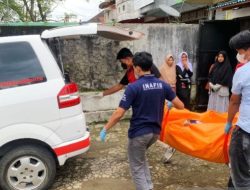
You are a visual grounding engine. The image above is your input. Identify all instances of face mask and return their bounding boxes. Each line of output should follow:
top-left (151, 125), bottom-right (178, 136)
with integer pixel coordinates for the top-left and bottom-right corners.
top-left (237, 53), bottom-right (248, 64)
top-left (121, 63), bottom-right (127, 70)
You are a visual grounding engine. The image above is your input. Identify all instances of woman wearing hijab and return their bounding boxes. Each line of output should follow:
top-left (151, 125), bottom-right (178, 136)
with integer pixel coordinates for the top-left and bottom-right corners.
top-left (176, 52), bottom-right (193, 109)
top-left (159, 54), bottom-right (176, 163)
top-left (159, 54), bottom-right (176, 92)
top-left (159, 54), bottom-right (176, 91)
top-left (207, 51), bottom-right (233, 112)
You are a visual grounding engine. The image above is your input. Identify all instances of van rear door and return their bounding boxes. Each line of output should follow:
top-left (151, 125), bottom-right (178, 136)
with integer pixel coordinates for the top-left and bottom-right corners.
top-left (41, 23), bottom-right (144, 41)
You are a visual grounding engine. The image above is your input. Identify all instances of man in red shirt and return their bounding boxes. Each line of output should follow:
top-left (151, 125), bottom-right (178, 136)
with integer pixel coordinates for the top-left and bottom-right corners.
top-left (103, 48), bottom-right (161, 96)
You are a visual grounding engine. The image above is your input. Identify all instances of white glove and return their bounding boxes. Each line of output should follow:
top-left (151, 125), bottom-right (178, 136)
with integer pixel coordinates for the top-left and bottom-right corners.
top-left (213, 84), bottom-right (222, 91)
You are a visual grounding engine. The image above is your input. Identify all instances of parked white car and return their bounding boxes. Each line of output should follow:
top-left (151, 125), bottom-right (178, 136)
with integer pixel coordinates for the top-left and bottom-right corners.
top-left (0, 23), bottom-right (143, 190)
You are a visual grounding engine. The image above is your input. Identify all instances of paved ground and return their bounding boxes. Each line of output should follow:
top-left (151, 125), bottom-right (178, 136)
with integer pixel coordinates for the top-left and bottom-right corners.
top-left (50, 121), bottom-right (230, 190)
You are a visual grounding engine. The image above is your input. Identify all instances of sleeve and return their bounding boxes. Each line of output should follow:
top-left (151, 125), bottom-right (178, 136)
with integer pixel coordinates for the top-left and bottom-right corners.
top-left (185, 69), bottom-right (193, 78)
top-left (151, 64), bottom-right (161, 78)
top-left (164, 83), bottom-right (176, 101)
top-left (176, 66), bottom-right (184, 79)
top-left (119, 72), bottom-right (129, 85)
top-left (177, 66), bottom-right (193, 80)
top-left (231, 71), bottom-right (242, 95)
top-left (119, 85), bottom-right (135, 110)
top-left (209, 64), bottom-right (215, 74)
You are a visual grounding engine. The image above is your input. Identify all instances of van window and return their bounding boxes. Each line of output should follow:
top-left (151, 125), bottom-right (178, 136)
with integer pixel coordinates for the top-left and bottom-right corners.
top-left (0, 42), bottom-right (46, 90)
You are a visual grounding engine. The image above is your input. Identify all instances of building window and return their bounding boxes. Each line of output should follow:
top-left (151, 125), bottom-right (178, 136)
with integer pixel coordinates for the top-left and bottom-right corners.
top-left (123, 5), bottom-right (125, 11)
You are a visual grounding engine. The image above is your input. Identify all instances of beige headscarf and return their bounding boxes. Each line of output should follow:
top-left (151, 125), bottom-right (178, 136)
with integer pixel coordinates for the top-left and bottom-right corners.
top-left (159, 54), bottom-right (176, 87)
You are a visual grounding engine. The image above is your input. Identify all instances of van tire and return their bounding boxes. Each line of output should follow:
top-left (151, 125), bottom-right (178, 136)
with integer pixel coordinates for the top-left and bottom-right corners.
top-left (0, 145), bottom-right (56, 190)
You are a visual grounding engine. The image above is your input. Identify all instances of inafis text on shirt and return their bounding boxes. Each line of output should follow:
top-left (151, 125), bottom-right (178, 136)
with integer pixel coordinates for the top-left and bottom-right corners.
top-left (142, 82), bottom-right (163, 91)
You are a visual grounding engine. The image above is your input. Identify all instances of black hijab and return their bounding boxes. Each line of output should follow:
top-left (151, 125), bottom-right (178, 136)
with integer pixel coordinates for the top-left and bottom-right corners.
top-left (209, 51), bottom-right (233, 87)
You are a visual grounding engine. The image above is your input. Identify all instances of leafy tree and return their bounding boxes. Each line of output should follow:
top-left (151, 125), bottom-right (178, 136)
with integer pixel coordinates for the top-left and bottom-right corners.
top-left (0, 0), bottom-right (23, 21)
top-left (0, 0), bottom-right (64, 22)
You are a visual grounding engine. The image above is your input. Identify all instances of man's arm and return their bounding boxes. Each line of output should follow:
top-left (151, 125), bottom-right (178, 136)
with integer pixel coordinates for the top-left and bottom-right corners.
top-left (100, 85), bottom-right (134, 141)
top-left (104, 107), bottom-right (126, 130)
top-left (227, 94), bottom-right (241, 123)
top-left (171, 96), bottom-right (184, 110)
top-left (103, 84), bottom-right (124, 96)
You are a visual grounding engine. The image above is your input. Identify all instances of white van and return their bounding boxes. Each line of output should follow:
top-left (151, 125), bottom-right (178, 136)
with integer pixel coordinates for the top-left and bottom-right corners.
top-left (0, 23), bottom-right (143, 190)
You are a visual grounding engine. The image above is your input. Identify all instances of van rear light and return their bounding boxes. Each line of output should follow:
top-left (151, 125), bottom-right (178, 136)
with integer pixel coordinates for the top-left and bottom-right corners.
top-left (57, 83), bottom-right (81, 109)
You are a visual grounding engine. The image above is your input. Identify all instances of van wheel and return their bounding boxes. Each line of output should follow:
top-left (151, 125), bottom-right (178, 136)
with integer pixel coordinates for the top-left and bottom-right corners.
top-left (0, 145), bottom-right (56, 190)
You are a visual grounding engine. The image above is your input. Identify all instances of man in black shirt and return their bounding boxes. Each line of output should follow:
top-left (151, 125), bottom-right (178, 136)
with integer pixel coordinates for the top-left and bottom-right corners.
top-left (103, 48), bottom-right (161, 96)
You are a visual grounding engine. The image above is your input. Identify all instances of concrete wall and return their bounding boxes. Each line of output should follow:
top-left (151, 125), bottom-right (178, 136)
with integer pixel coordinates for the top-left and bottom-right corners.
top-left (61, 36), bottom-right (125, 91)
top-left (120, 24), bottom-right (199, 80)
top-left (81, 91), bottom-right (132, 124)
top-left (61, 23), bottom-right (199, 91)
top-left (81, 91), bottom-right (124, 112)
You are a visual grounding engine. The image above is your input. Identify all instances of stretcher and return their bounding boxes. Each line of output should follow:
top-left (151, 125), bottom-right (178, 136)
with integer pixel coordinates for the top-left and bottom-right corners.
top-left (160, 108), bottom-right (238, 163)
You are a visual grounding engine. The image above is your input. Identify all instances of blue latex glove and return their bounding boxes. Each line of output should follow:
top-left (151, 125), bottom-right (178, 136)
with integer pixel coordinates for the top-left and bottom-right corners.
top-left (225, 122), bottom-right (232, 134)
top-left (167, 101), bottom-right (173, 110)
top-left (100, 128), bottom-right (107, 142)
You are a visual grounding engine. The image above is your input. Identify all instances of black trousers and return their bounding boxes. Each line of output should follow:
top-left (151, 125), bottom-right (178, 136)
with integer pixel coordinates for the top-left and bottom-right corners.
top-left (176, 87), bottom-right (191, 110)
top-left (228, 127), bottom-right (250, 190)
